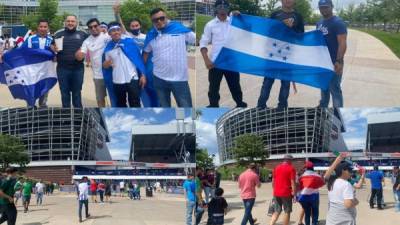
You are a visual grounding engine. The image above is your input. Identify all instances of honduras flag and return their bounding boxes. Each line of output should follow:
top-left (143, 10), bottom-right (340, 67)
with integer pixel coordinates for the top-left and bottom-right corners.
top-left (214, 14), bottom-right (335, 90)
top-left (0, 47), bottom-right (57, 106)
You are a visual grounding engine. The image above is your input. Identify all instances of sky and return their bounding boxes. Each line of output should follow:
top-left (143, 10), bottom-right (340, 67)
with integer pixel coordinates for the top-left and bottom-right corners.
top-left (196, 108), bottom-right (400, 164)
top-left (101, 108), bottom-right (192, 160)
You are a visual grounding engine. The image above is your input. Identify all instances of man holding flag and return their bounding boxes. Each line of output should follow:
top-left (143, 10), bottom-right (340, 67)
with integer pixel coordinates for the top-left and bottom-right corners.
top-left (257, 0), bottom-right (304, 109)
top-left (200, 0), bottom-right (247, 108)
top-left (143, 8), bottom-right (195, 107)
top-left (317, 0), bottom-right (347, 107)
top-left (21, 19), bottom-right (56, 108)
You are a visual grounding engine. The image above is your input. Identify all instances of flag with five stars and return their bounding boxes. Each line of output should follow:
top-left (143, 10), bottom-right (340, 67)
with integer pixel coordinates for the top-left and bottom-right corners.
top-left (0, 47), bottom-right (57, 106)
top-left (213, 14), bottom-right (335, 90)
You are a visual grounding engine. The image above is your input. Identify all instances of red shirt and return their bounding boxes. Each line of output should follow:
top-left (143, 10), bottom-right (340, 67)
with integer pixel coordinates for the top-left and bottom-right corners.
top-left (238, 169), bottom-right (260, 199)
top-left (273, 162), bottom-right (296, 197)
top-left (90, 182), bottom-right (97, 192)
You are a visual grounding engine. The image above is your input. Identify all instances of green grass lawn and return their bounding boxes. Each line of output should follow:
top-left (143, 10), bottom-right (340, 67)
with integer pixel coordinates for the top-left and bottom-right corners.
top-left (195, 14), bottom-right (213, 43)
top-left (358, 29), bottom-right (400, 59)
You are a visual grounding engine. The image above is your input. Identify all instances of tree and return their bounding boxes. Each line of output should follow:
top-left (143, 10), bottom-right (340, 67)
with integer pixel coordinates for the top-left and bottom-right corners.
top-left (294, 0), bottom-right (312, 24)
top-left (21, 0), bottom-right (67, 32)
top-left (265, 0), bottom-right (279, 16)
top-left (120, 0), bottom-right (178, 33)
top-left (196, 147), bottom-right (215, 169)
top-left (0, 134), bottom-right (30, 170)
top-left (231, 134), bottom-right (267, 166)
top-left (230, 0), bottom-right (267, 16)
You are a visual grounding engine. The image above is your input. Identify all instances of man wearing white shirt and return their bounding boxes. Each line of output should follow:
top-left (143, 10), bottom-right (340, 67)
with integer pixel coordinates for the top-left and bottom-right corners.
top-left (200, 0), bottom-right (247, 108)
top-left (35, 180), bottom-right (45, 206)
top-left (143, 8), bottom-right (195, 107)
top-left (78, 176), bottom-right (90, 223)
top-left (103, 21), bottom-right (147, 107)
top-left (76, 18), bottom-right (112, 107)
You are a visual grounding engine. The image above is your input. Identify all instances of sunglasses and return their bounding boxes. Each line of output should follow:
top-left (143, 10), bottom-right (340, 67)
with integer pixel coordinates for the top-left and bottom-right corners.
top-left (152, 16), bottom-right (166, 23)
top-left (88, 24), bottom-right (98, 29)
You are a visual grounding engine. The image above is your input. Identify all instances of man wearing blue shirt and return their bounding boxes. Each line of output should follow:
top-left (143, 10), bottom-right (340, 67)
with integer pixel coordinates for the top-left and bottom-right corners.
top-left (22, 19), bottom-right (55, 107)
top-left (183, 173), bottom-right (196, 225)
top-left (367, 165), bottom-right (385, 209)
top-left (316, 0), bottom-right (347, 107)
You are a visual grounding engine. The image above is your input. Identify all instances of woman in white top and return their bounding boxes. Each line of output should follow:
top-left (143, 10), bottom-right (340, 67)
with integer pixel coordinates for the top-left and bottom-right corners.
top-left (324, 154), bottom-right (359, 225)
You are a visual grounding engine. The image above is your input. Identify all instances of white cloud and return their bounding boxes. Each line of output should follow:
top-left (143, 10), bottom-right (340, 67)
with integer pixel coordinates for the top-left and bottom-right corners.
top-left (344, 137), bottom-right (366, 150)
top-left (105, 111), bottom-right (153, 136)
top-left (196, 118), bottom-right (218, 155)
top-left (108, 147), bottom-right (130, 160)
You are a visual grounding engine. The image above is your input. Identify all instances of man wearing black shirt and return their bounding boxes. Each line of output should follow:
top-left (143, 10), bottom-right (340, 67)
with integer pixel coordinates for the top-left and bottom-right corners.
top-left (257, 0), bottom-right (304, 109)
top-left (54, 15), bottom-right (88, 107)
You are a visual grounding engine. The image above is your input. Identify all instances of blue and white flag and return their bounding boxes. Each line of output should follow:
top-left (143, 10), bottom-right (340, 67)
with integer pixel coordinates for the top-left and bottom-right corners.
top-left (0, 47), bottom-right (57, 106)
top-left (214, 14), bottom-right (335, 90)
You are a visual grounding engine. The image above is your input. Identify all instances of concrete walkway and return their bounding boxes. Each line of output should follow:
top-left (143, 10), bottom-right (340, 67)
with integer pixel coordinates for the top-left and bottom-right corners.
top-left (196, 29), bottom-right (400, 107)
top-left (15, 190), bottom-right (186, 225)
top-left (0, 55), bottom-right (195, 108)
top-left (199, 180), bottom-right (399, 225)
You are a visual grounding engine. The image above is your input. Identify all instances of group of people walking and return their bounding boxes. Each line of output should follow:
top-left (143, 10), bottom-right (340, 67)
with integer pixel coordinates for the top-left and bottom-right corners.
top-left (0, 168), bottom-right (53, 225)
top-left (192, 153), bottom-right (400, 225)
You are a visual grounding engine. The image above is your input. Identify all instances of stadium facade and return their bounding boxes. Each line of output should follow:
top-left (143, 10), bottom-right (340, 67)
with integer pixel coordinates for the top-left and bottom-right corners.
top-left (0, 107), bottom-right (111, 161)
top-left (129, 109), bottom-right (196, 164)
top-left (216, 108), bottom-right (347, 165)
top-left (0, 0), bottom-right (195, 27)
top-left (366, 112), bottom-right (400, 153)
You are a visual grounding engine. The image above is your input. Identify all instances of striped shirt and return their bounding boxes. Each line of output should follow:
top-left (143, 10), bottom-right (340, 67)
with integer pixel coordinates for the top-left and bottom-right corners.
top-left (23, 34), bottom-right (53, 50)
top-left (144, 31), bottom-right (195, 82)
top-left (297, 170), bottom-right (325, 202)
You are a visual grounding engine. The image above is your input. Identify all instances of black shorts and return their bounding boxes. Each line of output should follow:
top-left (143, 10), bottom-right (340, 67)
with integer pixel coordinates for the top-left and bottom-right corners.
top-left (273, 196), bottom-right (293, 214)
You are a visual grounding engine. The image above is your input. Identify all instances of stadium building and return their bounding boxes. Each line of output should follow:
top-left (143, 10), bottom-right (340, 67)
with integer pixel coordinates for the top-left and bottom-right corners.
top-left (0, 0), bottom-right (195, 28)
top-left (0, 108), bottom-right (196, 185)
top-left (216, 108), bottom-right (400, 170)
top-left (0, 107), bottom-right (111, 182)
top-left (366, 112), bottom-right (400, 153)
top-left (129, 109), bottom-right (196, 164)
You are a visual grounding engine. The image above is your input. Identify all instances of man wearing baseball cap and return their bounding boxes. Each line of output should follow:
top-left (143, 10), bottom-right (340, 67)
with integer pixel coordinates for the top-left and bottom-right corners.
top-left (200, 0), bottom-right (248, 108)
top-left (297, 161), bottom-right (325, 225)
top-left (316, 0), bottom-right (347, 108)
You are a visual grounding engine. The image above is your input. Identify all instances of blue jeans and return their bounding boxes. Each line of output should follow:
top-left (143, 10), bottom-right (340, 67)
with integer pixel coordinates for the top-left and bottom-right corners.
top-left (300, 199), bottom-right (319, 225)
top-left (320, 74), bottom-right (343, 107)
top-left (36, 192), bottom-right (43, 205)
top-left (186, 200), bottom-right (196, 225)
top-left (78, 199), bottom-right (89, 220)
top-left (57, 66), bottom-right (84, 107)
top-left (241, 198), bottom-right (255, 225)
top-left (153, 76), bottom-right (192, 107)
top-left (195, 205), bottom-right (204, 225)
top-left (257, 77), bottom-right (290, 108)
top-left (395, 190), bottom-right (400, 212)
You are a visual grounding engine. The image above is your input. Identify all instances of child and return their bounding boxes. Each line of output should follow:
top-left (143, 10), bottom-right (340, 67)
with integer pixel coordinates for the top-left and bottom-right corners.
top-left (208, 187), bottom-right (228, 225)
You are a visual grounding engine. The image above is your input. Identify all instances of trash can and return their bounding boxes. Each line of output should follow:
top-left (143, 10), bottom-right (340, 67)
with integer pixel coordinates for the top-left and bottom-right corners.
top-left (146, 187), bottom-right (153, 197)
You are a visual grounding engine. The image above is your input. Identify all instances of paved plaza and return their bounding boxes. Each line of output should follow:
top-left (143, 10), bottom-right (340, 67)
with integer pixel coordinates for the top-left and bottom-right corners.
top-left (198, 180), bottom-right (399, 225)
top-left (196, 29), bottom-right (400, 107)
top-left (13, 189), bottom-right (186, 225)
top-left (0, 55), bottom-right (195, 108)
